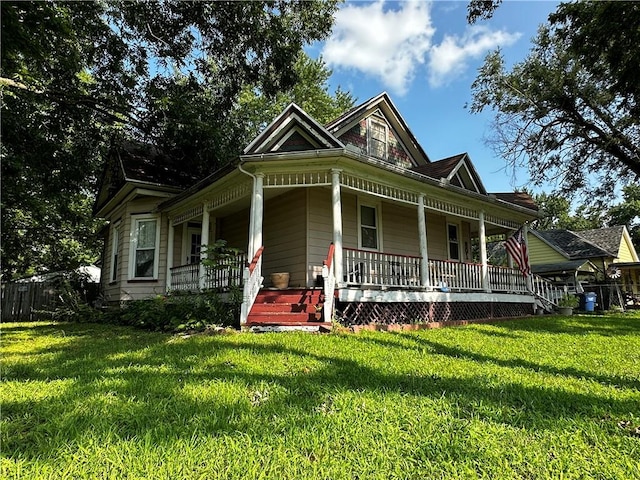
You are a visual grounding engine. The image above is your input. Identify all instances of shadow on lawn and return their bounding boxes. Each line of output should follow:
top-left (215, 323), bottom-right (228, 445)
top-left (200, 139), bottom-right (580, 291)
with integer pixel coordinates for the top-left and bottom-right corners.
top-left (2, 321), bottom-right (639, 462)
top-left (357, 332), bottom-right (640, 392)
top-left (496, 313), bottom-right (640, 337)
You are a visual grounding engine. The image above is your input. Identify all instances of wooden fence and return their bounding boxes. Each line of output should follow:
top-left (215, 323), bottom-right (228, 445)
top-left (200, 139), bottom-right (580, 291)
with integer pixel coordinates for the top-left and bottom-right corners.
top-left (1, 282), bottom-right (58, 322)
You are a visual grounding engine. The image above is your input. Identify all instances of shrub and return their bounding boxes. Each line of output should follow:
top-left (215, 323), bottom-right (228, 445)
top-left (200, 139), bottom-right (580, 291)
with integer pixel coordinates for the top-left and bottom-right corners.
top-left (115, 289), bottom-right (242, 332)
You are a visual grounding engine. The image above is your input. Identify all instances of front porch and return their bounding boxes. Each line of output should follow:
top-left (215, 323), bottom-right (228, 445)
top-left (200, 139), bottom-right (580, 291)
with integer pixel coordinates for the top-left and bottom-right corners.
top-left (166, 244), bottom-right (545, 330)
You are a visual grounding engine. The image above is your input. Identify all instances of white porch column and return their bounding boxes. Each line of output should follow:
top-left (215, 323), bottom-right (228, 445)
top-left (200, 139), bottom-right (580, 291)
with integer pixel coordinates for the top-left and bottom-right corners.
top-left (199, 206), bottom-right (210, 290)
top-left (331, 169), bottom-right (343, 286)
top-left (479, 211), bottom-right (490, 292)
top-left (252, 173), bottom-right (264, 258)
top-left (417, 194), bottom-right (430, 288)
top-left (166, 218), bottom-right (175, 292)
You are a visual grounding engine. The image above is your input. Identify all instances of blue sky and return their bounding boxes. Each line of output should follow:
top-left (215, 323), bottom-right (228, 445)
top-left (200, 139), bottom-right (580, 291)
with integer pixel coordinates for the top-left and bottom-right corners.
top-left (307, 0), bottom-right (560, 194)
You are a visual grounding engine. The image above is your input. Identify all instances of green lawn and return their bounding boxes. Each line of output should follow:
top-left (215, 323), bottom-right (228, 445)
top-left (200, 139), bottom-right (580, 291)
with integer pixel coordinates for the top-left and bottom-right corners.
top-left (2, 314), bottom-right (640, 479)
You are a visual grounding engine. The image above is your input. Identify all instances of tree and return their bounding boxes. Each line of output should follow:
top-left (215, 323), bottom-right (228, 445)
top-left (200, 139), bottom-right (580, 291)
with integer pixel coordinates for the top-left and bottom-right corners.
top-left (532, 193), bottom-right (602, 232)
top-left (470, 2), bottom-right (640, 203)
top-left (1, 1), bottom-right (341, 280)
top-left (467, 0), bottom-right (502, 24)
top-left (606, 185), bottom-right (640, 252)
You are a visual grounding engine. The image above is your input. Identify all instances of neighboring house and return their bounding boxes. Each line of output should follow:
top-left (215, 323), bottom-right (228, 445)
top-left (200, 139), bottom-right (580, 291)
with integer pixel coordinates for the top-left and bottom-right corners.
top-left (528, 226), bottom-right (640, 298)
top-left (95, 93), bottom-right (544, 330)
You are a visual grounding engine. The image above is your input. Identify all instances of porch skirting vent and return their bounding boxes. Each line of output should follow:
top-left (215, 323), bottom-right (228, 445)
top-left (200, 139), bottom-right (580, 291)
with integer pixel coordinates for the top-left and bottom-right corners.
top-left (336, 301), bottom-right (534, 326)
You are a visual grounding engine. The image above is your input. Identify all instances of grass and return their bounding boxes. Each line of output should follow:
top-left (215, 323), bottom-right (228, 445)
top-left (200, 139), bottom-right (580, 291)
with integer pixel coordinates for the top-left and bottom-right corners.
top-left (2, 313), bottom-right (640, 479)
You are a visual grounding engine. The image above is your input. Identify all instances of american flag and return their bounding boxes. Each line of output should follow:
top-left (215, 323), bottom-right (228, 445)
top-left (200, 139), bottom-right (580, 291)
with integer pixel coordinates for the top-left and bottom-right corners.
top-left (505, 227), bottom-right (531, 277)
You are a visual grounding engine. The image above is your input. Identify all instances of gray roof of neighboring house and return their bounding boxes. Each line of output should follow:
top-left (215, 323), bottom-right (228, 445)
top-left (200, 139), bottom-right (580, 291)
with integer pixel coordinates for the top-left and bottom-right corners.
top-left (576, 226), bottom-right (625, 256)
top-left (532, 229), bottom-right (613, 260)
top-left (531, 259), bottom-right (598, 275)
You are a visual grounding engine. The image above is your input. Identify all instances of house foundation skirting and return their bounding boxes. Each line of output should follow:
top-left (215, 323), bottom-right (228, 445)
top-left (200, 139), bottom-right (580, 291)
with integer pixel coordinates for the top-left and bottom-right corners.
top-left (336, 301), bottom-right (534, 326)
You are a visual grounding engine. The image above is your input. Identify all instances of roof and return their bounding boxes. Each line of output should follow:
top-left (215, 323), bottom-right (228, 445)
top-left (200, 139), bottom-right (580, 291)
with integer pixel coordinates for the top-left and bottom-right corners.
top-left (531, 259), bottom-right (598, 275)
top-left (411, 154), bottom-right (464, 179)
top-left (531, 229), bottom-right (613, 260)
top-left (492, 192), bottom-right (539, 211)
top-left (576, 226), bottom-right (625, 255)
top-left (116, 141), bottom-right (200, 188)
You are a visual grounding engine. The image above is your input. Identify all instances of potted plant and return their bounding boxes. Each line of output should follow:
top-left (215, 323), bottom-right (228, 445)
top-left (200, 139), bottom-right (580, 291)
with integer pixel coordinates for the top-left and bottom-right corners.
top-left (557, 294), bottom-right (579, 315)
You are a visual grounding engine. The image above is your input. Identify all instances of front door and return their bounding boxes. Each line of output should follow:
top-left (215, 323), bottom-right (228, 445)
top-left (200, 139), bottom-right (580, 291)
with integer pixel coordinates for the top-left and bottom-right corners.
top-left (184, 226), bottom-right (202, 264)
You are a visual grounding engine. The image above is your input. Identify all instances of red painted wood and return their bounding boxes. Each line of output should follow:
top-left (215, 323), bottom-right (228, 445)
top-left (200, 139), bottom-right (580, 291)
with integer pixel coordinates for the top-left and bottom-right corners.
top-left (247, 288), bottom-right (327, 325)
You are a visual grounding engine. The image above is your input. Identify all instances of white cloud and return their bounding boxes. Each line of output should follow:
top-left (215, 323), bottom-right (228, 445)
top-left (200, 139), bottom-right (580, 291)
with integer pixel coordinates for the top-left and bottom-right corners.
top-left (322, 1), bottom-right (522, 93)
top-left (322, 0), bottom-right (434, 95)
top-left (427, 26), bottom-right (521, 87)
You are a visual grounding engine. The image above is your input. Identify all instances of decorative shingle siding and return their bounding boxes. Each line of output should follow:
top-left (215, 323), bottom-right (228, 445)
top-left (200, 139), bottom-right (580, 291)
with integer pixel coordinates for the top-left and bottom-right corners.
top-left (339, 122), bottom-right (367, 155)
top-left (337, 118), bottom-right (413, 168)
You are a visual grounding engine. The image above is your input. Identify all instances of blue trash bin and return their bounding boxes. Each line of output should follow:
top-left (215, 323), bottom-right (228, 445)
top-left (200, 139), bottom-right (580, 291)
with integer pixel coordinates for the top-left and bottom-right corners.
top-left (584, 292), bottom-right (597, 312)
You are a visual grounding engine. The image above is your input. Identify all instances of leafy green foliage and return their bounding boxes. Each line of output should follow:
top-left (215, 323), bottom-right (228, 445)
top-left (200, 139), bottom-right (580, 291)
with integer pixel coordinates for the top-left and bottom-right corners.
top-left (470, 2), bottom-right (640, 202)
top-left (1, 1), bottom-right (343, 280)
top-left (2, 315), bottom-right (640, 478)
top-left (116, 291), bottom-right (242, 332)
top-left (466, 0), bottom-right (502, 24)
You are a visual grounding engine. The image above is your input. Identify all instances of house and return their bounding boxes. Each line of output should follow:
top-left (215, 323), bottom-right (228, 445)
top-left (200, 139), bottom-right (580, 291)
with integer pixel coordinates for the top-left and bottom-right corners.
top-left (95, 93), bottom-right (546, 330)
top-left (528, 226), bottom-right (640, 306)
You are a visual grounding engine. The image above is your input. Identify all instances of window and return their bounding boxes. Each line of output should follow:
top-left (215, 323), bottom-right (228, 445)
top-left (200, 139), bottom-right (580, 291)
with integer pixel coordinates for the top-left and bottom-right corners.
top-left (448, 223), bottom-right (460, 261)
top-left (129, 215), bottom-right (160, 279)
top-left (360, 204), bottom-right (379, 250)
top-left (110, 222), bottom-right (120, 282)
top-left (368, 119), bottom-right (387, 160)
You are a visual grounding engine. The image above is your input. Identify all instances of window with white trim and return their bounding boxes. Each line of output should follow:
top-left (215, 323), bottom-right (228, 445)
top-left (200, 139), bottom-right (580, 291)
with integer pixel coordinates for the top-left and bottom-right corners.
top-left (447, 223), bottom-right (460, 261)
top-left (129, 215), bottom-right (160, 279)
top-left (359, 204), bottom-right (379, 250)
top-left (368, 118), bottom-right (387, 160)
top-left (110, 222), bottom-right (120, 282)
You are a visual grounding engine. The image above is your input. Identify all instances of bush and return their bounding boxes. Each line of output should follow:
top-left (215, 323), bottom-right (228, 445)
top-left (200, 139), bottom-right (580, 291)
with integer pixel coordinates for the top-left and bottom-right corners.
top-left (115, 289), bottom-right (242, 332)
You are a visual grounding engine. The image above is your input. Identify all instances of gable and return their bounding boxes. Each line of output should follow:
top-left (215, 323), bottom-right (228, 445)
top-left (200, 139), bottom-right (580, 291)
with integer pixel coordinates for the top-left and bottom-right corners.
top-left (335, 112), bottom-right (413, 169)
top-left (243, 103), bottom-right (343, 155)
top-left (528, 234), bottom-right (568, 264)
top-left (95, 152), bottom-right (126, 215)
top-left (326, 92), bottom-right (430, 167)
top-left (412, 153), bottom-right (486, 195)
top-left (576, 226), bottom-right (638, 261)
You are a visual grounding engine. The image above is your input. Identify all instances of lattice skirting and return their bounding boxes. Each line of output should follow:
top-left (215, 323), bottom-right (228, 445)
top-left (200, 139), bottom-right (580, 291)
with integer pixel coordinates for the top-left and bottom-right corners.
top-left (336, 301), bottom-right (533, 326)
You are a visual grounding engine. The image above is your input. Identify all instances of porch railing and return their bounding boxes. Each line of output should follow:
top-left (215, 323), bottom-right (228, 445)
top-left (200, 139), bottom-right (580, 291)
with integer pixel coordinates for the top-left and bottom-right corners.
top-left (169, 252), bottom-right (248, 292)
top-left (343, 248), bottom-right (421, 287)
top-left (240, 246), bottom-right (264, 325)
top-left (429, 259), bottom-right (484, 291)
top-left (169, 264), bottom-right (200, 292)
top-left (343, 248), bottom-right (529, 293)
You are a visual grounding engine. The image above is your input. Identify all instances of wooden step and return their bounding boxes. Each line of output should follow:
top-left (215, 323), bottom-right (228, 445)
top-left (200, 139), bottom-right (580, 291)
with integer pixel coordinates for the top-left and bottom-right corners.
top-left (247, 288), bottom-right (328, 326)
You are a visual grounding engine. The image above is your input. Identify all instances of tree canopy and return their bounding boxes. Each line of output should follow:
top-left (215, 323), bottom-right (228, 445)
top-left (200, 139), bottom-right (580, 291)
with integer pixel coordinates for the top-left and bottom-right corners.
top-left (1, 1), bottom-right (344, 280)
top-left (470, 1), bottom-right (640, 202)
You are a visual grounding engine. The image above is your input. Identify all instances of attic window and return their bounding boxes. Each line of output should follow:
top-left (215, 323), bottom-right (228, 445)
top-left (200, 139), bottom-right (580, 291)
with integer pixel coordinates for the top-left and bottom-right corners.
top-left (368, 119), bottom-right (387, 160)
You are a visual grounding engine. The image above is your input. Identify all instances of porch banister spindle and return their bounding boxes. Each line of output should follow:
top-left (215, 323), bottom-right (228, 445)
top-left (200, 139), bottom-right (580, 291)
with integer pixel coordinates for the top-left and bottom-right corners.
top-left (166, 218), bottom-right (174, 292)
top-left (331, 169), bottom-right (343, 286)
top-left (199, 206), bottom-right (210, 290)
top-left (418, 194), bottom-right (430, 288)
top-left (479, 210), bottom-right (490, 292)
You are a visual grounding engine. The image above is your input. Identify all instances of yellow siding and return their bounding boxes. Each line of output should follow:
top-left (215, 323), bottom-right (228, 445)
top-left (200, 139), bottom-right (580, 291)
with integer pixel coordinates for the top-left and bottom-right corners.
top-left (617, 235), bottom-right (637, 262)
top-left (527, 234), bottom-right (567, 265)
top-left (262, 190), bottom-right (307, 287)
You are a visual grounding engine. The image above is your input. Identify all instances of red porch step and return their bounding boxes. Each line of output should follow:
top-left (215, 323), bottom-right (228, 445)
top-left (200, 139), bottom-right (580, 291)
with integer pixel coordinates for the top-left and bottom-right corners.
top-left (246, 288), bottom-right (328, 326)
